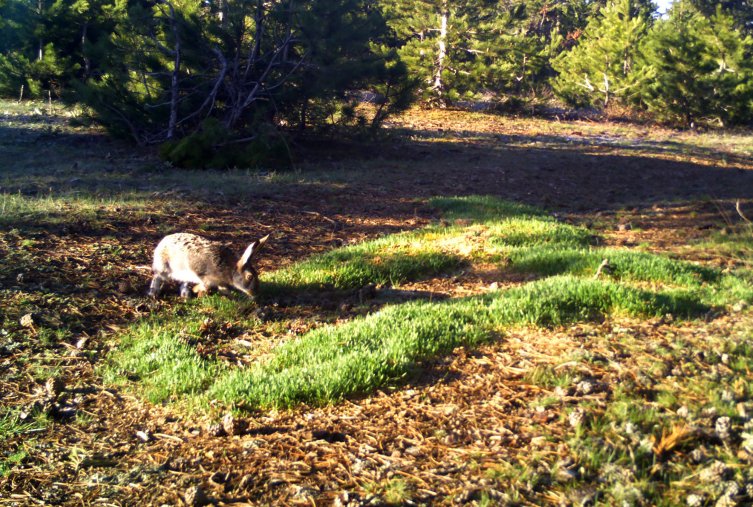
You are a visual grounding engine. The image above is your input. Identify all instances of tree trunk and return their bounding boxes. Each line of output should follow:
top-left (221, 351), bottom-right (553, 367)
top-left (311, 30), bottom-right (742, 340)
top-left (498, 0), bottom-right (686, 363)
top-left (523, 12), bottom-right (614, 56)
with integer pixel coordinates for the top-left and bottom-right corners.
top-left (38, 0), bottom-right (44, 60)
top-left (162, 0), bottom-right (181, 140)
top-left (432, 0), bottom-right (448, 100)
top-left (82, 23), bottom-right (90, 78)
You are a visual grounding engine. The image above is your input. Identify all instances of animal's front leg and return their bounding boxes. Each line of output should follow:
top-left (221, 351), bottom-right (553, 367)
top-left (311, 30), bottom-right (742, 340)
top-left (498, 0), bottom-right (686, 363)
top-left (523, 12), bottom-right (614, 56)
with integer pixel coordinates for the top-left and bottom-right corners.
top-left (148, 275), bottom-right (164, 299)
top-left (217, 286), bottom-right (233, 297)
top-left (179, 282), bottom-right (195, 299)
top-left (192, 283), bottom-right (208, 298)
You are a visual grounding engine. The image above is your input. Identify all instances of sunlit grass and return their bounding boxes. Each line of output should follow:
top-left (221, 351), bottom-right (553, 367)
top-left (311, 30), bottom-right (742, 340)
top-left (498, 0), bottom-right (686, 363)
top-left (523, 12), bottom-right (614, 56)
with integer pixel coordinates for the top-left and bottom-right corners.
top-left (101, 195), bottom-right (753, 412)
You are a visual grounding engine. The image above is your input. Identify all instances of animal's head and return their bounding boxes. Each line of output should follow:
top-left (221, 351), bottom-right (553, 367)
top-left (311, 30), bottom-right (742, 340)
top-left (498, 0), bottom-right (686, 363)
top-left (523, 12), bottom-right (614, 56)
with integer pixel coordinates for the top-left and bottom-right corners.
top-left (232, 234), bottom-right (270, 298)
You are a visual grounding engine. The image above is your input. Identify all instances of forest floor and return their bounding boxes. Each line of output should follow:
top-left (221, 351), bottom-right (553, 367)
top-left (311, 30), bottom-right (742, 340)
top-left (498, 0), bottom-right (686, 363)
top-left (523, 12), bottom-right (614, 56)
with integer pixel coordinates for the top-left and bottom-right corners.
top-left (1, 100), bottom-right (753, 507)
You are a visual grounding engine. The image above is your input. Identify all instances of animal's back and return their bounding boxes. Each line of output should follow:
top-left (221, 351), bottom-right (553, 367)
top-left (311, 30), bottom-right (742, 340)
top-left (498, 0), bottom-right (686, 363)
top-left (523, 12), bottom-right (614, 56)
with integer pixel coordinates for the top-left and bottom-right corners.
top-left (153, 233), bottom-right (231, 284)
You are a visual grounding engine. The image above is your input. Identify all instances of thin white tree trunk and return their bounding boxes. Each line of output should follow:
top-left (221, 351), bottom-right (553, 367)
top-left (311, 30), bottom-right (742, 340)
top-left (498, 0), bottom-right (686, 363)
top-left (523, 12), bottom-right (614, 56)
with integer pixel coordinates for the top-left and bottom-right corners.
top-left (37, 0), bottom-right (44, 60)
top-left (432, 0), bottom-right (448, 99)
top-left (161, 0), bottom-right (181, 140)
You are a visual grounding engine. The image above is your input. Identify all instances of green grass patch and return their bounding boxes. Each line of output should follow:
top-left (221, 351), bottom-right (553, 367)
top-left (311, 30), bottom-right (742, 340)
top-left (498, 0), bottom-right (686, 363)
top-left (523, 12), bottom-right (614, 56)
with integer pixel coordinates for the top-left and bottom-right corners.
top-left (265, 235), bottom-right (461, 294)
top-left (104, 195), bottom-right (749, 412)
top-left (103, 309), bottom-right (225, 405)
top-left (108, 274), bottom-right (709, 410)
top-left (0, 412), bottom-right (44, 439)
top-left (429, 195), bottom-right (545, 221)
top-left (507, 247), bottom-right (722, 286)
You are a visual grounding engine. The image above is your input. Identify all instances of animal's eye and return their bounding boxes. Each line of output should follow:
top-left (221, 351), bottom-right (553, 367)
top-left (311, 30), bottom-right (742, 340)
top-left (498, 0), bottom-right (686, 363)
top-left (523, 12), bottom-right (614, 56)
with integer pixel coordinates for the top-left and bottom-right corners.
top-left (246, 273), bottom-right (253, 281)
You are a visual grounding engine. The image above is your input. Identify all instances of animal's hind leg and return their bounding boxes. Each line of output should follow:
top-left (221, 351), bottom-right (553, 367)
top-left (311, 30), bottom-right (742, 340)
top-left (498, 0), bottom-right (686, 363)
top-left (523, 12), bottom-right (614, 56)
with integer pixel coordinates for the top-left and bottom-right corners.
top-left (148, 275), bottom-right (165, 299)
top-left (179, 282), bottom-right (193, 299)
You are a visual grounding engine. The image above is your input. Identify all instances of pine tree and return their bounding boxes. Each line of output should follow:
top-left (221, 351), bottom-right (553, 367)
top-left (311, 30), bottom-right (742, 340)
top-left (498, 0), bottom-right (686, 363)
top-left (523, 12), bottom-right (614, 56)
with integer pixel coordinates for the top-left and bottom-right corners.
top-left (687, 0), bottom-right (753, 35)
top-left (469, 1), bottom-right (559, 101)
top-left (552, 0), bottom-right (653, 107)
top-left (0, 0), bottom-right (122, 98)
top-left (641, 2), bottom-right (753, 126)
top-left (381, 0), bottom-right (469, 104)
top-left (72, 0), bottom-right (413, 164)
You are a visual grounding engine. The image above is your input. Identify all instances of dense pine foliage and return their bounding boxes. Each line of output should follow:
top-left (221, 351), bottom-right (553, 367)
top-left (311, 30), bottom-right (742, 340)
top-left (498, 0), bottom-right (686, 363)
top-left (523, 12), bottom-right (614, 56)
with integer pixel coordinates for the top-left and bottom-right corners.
top-left (1, 0), bottom-right (751, 163)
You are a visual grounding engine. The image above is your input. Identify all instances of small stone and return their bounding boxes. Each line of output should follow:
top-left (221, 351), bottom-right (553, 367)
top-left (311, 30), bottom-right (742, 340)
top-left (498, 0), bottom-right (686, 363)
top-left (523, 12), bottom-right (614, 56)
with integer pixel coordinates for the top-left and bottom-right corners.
top-left (76, 337), bottom-right (88, 349)
top-left (731, 301), bottom-right (747, 312)
top-left (677, 406), bottom-right (690, 419)
top-left (184, 485), bottom-right (210, 507)
top-left (554, 386), bottom-right (569, 398)
top-left (556, 467), bottom-right (578, 482)
top-left (19, 313), bottom-right (35, 328)
top-left (489, 282), bottom-right (499, 291)
top-left (136, 430), bottom-right (152, 442)
top-left (334, 492), bottom-right (355, 507)
top-left (687, 494), bottom-right (705, 507)
top-left (222, 413), bottom-right (248, 436)
top-left (291, 485), bottom-right (318, 500)
top-left (617, 222), bottom-right (632, 232)
top-left (721, 389), bottom-right (736, 403)
top-left (45, 377), bottom-right (64, 399)
top-left (404, 446), bottom-right (422, 457)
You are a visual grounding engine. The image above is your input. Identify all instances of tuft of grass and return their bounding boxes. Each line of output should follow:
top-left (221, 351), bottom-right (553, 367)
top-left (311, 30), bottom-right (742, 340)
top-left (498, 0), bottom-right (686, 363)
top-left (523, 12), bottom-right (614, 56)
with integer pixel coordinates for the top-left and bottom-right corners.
top-left (429, 195), bottom-right (545, 221)
top-left (265, 235), bottom-right (461, 294)
top-left (0, 412), bottom-right (44, 439)
top-left (507, 247), bottom-right (722, 286)
top-left (103, 314), bottom-right (225, 405)
top-left (487, 219), bottom-right (596, 248)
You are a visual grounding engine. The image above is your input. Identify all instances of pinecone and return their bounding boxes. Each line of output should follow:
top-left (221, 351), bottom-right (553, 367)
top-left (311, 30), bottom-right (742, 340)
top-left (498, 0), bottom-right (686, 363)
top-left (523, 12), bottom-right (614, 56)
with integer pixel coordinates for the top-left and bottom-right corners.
top-left (206, 423), bottom-right (227, 437)
top-left (569, 408), bottom-right (586, 428)
top-left (745, 483), bottom-right (753, 499)
top-left (45, 377), bottom-right (64, 399)
top-left (689, 448), bottom-right (706, 464)
top-left (687, 493), bottom-right (705, 507)
top-left (723, 482), bottom-right (741, 498)
top-left (700, 461), bottom-right (730, 483)
top-left (19, 313), bottom-right (36, 329)
top-left (576, 380), bottom-right (595, 395)
top-left (716, 417), bottom-right (733, 441)
top-left (715, 494), bottom-right (737, 507)
top-left (222, 413), bottom-right (248, 436)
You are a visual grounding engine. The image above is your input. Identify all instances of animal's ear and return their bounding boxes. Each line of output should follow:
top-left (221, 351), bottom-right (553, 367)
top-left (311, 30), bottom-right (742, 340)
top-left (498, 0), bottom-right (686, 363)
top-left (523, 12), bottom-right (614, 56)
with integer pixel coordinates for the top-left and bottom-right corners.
top-left (237, 234), bottom-right (270, 269)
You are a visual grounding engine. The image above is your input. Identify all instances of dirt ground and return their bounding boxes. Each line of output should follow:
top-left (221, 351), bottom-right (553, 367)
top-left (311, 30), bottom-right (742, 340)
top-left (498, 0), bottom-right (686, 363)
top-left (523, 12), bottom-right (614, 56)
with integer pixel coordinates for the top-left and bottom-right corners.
top-left (1, 107), bottom-right (752, 506)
